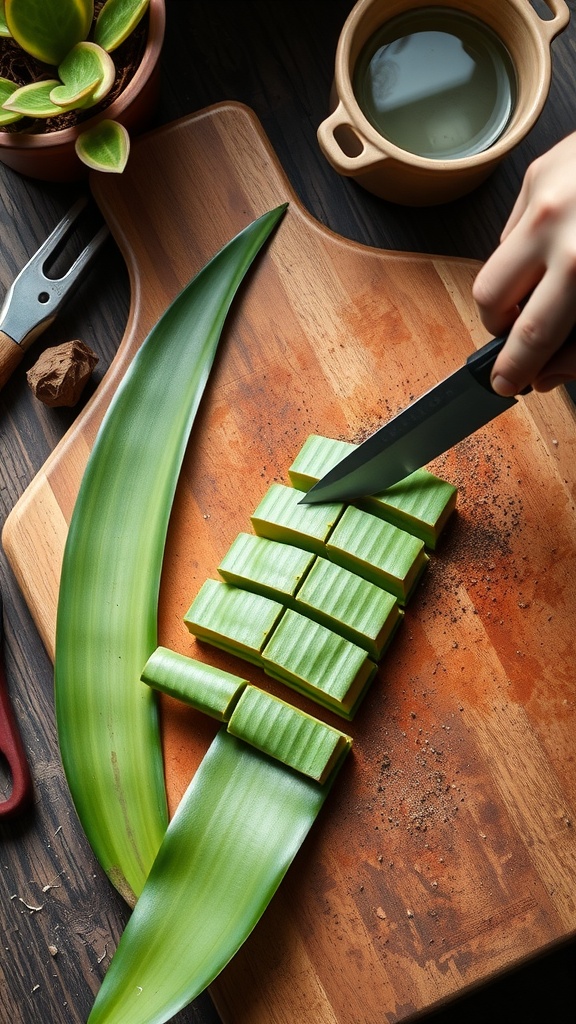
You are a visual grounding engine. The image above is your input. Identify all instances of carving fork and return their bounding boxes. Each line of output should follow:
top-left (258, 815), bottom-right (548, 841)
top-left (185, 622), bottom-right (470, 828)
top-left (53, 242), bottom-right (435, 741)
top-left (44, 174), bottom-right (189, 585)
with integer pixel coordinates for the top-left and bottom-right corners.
top-left (0, 198), bottom-right (109, 390)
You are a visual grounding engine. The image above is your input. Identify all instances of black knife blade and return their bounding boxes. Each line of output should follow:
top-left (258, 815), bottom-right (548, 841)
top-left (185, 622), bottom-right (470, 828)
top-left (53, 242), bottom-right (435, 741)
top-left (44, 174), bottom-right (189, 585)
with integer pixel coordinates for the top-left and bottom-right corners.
top-left (300, 335), bottom-right (520, 504)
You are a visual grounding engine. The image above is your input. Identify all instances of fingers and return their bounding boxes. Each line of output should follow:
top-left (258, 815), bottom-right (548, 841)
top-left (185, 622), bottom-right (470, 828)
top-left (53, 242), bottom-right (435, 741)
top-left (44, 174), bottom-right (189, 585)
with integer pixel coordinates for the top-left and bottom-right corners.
top-left (533, 334), bottom-right (576, 391)
top-left (472, 221), bottom-right (544, 338)
top-left (472, 133), bottom-right (576, 396)
top-left (498, 175), bottom-right (531, 241)
top-left (489, 267), bottom-right (576, 395)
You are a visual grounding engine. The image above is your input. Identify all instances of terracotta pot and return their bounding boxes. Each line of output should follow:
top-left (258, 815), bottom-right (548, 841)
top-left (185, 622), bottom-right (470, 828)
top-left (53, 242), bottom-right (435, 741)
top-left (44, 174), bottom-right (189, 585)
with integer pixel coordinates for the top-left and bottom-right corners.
top-left (0, 0), bottom-right (166, 182)
top-left (318, 0), bottom-right (570, 206)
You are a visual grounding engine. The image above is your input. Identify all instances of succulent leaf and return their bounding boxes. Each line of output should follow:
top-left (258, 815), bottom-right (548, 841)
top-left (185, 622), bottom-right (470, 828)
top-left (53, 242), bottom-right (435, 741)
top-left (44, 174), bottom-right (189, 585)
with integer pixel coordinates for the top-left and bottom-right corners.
top-left (0, 76), bottom-right (23, 123)
top-left (75, 119), bottom-right (130, 172)
top-left (94, 0), bottom-right (149, 52)
top-left (52, 41), bottom-right (115, 108)
top-left (5, 0), bottom-right (94, 65)
top-left (0, 1), bottom-right (10, 36)
top-left (2, 79), bottom-right (67, 117)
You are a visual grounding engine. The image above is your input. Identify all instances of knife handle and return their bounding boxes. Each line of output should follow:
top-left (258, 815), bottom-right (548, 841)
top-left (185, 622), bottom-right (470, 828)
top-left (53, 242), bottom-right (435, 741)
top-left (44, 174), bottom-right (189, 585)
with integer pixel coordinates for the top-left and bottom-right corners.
top-left (0, 331), bottom-right (25, 390)
top-left (466, 335), bottom-right (532, 395)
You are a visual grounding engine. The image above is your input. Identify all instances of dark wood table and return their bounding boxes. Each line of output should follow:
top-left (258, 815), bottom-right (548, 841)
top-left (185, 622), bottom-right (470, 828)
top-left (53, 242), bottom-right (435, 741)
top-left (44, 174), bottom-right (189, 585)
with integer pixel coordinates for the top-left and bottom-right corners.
top-left (0, 3), bottom-right (574, 1022)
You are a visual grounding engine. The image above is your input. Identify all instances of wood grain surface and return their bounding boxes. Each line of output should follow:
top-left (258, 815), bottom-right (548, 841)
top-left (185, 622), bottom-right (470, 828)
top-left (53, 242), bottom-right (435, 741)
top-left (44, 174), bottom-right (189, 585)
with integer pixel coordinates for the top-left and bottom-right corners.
top-left (3, 101), bottom-right (576, 1024)
top-left (0, 4), bottom-right (575, 1023)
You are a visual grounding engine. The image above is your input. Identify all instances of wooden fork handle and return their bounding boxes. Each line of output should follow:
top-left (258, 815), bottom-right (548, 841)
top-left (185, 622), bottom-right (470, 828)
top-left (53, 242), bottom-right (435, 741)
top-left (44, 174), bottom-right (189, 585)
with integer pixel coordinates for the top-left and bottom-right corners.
top-left (0, 331), bottom-right (25, 390)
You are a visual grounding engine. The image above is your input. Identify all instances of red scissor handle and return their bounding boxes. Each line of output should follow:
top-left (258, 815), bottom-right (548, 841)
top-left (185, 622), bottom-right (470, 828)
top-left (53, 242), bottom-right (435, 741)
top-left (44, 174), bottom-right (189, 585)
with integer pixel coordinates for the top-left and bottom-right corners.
top-left (0, 659), bottom-right (33, 817)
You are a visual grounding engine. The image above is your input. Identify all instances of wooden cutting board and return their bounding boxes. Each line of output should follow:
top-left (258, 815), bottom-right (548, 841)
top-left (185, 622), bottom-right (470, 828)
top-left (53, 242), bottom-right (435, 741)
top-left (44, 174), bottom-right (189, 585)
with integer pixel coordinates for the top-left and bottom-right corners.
top-left (3, 103), bottom-right (576, 1023)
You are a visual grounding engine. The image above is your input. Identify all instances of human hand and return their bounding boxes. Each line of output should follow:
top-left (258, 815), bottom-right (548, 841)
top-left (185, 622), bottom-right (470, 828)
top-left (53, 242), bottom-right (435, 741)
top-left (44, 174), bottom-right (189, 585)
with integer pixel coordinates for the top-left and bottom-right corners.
top-left (472, 131), bottom-right (576, 396)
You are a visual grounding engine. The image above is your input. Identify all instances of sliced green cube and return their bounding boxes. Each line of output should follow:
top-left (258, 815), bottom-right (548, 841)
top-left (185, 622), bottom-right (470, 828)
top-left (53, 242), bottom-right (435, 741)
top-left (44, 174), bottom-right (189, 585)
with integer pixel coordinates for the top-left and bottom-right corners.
top-left (294, 556), bottom-right (403, 660)
top-left (288, 433), bottom-right (355, 491)
top-left (184, 579), bottom-right (283, 665)
top-left (359, 471), bottom-right (457, 549)
top-left (326, 506), bottom-right (428, 604)
top-left (251, 482), bottom-right (344, 554)
top-left (289, 433), bottom-right (457, 548)
top-left (218, 532), bottom-right (314, 603)
top-left (227, 685), bottom-right (352, 784)
top-left (261, 608), bottom-right (377, 719)
top-left (141, 646), bottom-right (247, 721)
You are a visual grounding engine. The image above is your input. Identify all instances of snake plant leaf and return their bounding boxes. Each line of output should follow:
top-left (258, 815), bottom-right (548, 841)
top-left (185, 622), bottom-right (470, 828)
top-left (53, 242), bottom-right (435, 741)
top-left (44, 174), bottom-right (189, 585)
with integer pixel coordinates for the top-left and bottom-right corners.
top-left (5, 0), bottom-right (94, 65)
top-left (75, 119), bottom-right (130, 173)
top-left (94, 0), bottom-right (149, 52)
top-left (87, 729), bottom-right (350, 1024)
top-left (54, 204), bottom-right (287, 905)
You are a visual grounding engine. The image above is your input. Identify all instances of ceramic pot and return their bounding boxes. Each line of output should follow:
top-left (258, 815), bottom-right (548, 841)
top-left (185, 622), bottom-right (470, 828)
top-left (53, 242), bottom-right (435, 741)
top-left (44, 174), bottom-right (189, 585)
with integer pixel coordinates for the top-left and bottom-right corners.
top-left (0, 0), bottom-right (166, 182)
top-left (318, 0), bottom-right (570, 206)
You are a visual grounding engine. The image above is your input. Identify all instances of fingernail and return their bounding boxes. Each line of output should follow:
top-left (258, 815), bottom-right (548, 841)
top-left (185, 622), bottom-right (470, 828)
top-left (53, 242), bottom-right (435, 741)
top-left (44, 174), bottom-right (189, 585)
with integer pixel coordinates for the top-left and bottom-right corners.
top-left (491, 374), bottom-right (518, 397)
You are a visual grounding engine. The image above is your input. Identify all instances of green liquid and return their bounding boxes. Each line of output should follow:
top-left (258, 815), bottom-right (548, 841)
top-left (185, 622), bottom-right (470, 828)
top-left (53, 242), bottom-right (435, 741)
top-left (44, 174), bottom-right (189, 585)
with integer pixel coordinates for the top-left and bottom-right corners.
top-left (353, 7), bottom-right (517, 160)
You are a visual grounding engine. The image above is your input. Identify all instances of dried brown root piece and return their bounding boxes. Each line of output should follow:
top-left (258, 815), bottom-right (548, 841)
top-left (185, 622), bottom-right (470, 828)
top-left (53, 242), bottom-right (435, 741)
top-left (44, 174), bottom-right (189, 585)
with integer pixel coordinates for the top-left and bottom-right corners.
top-left (26, 340), bottom-right (98, 407)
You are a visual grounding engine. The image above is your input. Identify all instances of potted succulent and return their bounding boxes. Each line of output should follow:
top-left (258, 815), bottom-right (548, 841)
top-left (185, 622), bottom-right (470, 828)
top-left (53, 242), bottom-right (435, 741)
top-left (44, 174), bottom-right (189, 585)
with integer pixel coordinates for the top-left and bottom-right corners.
top-left (0, 0), bottom-right (165, 180)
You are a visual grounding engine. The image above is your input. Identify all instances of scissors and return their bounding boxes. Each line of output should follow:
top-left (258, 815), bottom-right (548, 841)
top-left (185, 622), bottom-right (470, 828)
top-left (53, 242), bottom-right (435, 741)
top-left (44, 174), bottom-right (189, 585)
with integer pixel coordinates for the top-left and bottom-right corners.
top-left (0, 592), bottom-right (33, 816)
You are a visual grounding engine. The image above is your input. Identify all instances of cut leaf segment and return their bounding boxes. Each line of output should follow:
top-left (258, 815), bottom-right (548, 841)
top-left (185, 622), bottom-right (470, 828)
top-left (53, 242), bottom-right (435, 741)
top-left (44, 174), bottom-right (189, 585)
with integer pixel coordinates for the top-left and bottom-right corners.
top-left (141, 647), bottom-right (247, 721)
top-left (75, 119), bottom-right (130, 173)
top-left (290, 434), bottom-right (457, 548)
top-left (227, 685), bottom-right (352, 784)
top-left (185, 578), bottom-right (284, 664)
top-left (294, 556), bottom-right (403, 660)
top-left (262, 608), bottom-right (377, 719)
top-left (251, 482), bottom-right (343, 554)
top-left (326, 505), bottom-right (428, 604)
top-left (218, 532), bottom-right (314, 603)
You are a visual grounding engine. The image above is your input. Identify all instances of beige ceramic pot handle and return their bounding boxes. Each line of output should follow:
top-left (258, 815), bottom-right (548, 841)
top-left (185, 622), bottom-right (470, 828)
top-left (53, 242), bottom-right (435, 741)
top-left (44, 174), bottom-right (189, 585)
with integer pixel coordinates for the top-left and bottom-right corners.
top-left (317, 101), bottom-right (387, 174)
top-left (529, 0), bottom-right (570, 41)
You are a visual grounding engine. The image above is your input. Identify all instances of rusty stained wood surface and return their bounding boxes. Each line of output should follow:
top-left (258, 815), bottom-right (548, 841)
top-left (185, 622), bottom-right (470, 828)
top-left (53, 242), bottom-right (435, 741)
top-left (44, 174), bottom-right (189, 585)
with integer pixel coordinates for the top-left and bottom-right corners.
top-left (0, 3), bottom-right (575, 1023)
top-left (4, 100), bottom-right (576, 1024)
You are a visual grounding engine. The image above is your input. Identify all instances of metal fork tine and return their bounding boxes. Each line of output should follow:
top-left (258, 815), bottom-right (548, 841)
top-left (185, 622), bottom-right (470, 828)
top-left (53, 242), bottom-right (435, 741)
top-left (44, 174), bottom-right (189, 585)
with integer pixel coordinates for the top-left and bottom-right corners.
top-left (56, 222), bottom-right (110, 292)
top-left (0, 199), bottom-right (110, 348)
top-left (24, 197), bottom-right (91, 271)
top-left (23, 196), bottom-right (109, 290)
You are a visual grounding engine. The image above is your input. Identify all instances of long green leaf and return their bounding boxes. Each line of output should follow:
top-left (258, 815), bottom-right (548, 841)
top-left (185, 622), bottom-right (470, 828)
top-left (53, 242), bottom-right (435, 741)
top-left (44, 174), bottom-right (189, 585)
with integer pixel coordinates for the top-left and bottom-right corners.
top-left (54, 205), bottom-right (287, 904)
top-left (87, 730), bottom-right (345, 1024)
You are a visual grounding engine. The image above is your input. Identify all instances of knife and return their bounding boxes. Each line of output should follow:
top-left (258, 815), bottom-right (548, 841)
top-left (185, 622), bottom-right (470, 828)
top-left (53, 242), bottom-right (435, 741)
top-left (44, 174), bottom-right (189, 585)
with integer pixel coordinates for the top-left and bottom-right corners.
top-left (300, 334), bottom-right (528, 505)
